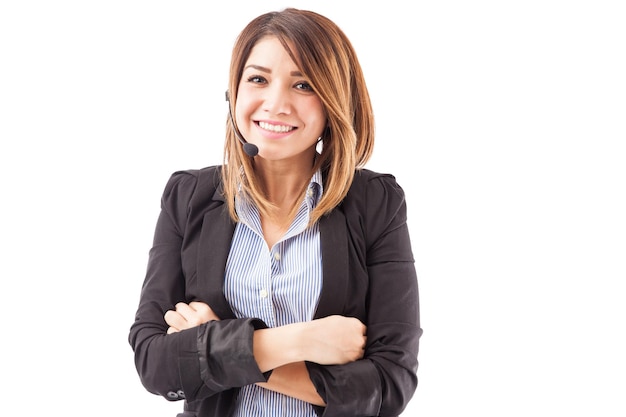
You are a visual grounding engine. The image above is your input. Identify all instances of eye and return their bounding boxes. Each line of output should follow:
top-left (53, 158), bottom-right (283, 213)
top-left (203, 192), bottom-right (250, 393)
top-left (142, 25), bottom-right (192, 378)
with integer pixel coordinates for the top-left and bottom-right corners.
top-left (247, 75), bottom-right (267, 84)
top-left (295, 81), bottom-right (314, 92)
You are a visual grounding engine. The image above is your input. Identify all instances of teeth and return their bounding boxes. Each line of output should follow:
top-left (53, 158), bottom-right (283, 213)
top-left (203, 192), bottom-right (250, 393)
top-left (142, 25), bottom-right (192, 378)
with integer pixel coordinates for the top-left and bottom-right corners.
top-left (259, 121), bottom-right (294, 133)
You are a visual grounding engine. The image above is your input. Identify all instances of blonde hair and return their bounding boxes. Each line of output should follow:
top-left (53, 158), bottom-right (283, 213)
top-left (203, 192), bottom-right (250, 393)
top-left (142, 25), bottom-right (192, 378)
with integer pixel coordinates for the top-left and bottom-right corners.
top-left (222, 8), bottom-right (375, 225)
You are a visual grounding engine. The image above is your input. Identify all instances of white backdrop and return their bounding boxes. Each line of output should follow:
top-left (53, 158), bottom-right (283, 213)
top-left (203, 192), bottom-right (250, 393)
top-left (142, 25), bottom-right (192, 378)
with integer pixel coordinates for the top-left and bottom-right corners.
top-left (1, 1), bottom-right (625, 416)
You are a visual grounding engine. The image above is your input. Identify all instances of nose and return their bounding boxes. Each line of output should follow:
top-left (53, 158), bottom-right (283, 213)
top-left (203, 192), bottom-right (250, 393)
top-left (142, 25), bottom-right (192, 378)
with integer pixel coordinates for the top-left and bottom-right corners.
top-left (262, 85), bottom-right (292, 115)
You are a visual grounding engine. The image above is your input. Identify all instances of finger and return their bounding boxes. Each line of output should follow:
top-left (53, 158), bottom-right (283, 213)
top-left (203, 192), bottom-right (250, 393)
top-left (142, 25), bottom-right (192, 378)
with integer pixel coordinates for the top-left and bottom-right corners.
top-left (175, 302), bottom-right (194, 319)
top-left (164, 309), bottom-right (175, 324)
top-left (167, 326), bottom-right (179, 334)
top-left (189, 301), bottom-right (210, 314)
top-left (188, 301), bottom-right (207, 310)
top-left (164, 309), bottom-right (186, 328)
top-left (177, 301), bottom-right (212, 326)
top-left (189, 301), bottom-right (221, 321)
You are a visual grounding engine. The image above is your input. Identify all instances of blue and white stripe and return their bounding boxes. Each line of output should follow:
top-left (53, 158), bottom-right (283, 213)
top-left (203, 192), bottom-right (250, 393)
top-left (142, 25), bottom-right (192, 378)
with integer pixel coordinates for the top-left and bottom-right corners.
top-left (224, 170), bottom-right (323, 417)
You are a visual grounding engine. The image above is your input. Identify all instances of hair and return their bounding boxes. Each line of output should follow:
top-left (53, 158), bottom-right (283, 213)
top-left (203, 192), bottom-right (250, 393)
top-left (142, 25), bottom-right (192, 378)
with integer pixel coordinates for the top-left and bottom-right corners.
top-left (222, 8), bottom-right (375, 226)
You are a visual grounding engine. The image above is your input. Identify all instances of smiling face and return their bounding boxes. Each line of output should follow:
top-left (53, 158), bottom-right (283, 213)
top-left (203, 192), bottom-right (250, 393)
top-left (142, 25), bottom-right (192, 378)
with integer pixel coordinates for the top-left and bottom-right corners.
top-left (235, 36), bottom-right (327, 163)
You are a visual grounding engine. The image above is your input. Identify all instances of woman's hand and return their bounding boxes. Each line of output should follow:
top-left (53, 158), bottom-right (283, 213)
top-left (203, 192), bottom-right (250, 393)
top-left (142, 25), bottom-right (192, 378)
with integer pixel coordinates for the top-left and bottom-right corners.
top-left (301, 315), bottom-right (367, 364)
top-left (164, 301), bottom-right (220, 334)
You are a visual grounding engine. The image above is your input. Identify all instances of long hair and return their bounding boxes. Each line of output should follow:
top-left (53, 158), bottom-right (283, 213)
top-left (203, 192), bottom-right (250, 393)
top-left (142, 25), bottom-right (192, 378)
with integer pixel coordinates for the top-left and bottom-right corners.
top-left (222, 8), bottom-right (375, 225)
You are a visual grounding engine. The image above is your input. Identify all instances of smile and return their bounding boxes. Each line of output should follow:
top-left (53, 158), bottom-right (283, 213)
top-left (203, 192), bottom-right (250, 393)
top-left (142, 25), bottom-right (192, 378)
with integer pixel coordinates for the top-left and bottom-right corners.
top-left (258, 121), bottom-right (296, 133)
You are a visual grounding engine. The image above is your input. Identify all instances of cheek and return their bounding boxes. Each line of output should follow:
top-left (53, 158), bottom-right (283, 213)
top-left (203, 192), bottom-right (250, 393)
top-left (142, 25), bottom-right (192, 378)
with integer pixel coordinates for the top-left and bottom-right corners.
top-left (306, 98), bottom-right (326, 126)
top-left (233, 84), bottom-right (258, 121)
top-left (234, 97), bottom-right (254, 126)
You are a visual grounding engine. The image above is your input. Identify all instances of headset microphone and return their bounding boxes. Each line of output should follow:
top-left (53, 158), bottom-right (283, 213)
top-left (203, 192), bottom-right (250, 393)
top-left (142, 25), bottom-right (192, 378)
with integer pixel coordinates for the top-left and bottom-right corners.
top-left (225, 90), bottom-right (259, 157)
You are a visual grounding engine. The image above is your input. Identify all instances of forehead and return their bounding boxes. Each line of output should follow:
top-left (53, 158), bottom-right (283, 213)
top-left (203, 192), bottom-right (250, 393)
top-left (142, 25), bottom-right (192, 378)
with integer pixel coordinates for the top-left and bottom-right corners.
top-left (244, 36), bottom-right (300, 70)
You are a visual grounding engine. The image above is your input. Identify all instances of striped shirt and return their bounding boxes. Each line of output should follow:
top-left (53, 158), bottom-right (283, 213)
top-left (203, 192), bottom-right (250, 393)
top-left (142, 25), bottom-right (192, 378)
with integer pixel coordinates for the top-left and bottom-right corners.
top-left (224, 170), bottom-right (323, 417)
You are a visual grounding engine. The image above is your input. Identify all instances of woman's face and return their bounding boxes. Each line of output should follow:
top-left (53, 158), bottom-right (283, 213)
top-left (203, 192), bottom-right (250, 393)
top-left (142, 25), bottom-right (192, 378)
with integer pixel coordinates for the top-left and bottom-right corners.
top-left (235, 36), bottom-right (326, 163)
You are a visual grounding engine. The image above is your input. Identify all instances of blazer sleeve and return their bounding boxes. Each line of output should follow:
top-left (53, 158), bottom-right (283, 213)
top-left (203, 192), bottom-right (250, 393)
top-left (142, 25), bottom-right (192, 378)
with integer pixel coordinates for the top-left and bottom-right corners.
top-left (307, 173), bottom-right (422, 417)
top-left (128, 171), bottom-right (268, 403)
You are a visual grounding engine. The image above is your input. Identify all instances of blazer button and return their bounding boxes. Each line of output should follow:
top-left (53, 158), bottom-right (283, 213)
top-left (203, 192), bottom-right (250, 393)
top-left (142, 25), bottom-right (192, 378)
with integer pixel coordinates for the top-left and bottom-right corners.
top-left (167, 391), bottom-right (179, 399)
top-left (177, 390), bottom-right (186, 399)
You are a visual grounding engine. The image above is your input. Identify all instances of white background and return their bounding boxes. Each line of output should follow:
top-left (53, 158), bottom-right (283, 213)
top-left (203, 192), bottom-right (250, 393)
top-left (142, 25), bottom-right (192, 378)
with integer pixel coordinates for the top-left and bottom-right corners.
top-left (1, 1), bottom-right (625, 416)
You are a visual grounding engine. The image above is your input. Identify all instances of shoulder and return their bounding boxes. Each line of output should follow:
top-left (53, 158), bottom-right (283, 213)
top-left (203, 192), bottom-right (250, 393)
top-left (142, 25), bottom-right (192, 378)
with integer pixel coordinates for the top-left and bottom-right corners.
top-left (162, 165), bottom-right (221, 199)
top-left (164, 166), bottom-right (220, 193)
top-left (348, 168), bottom-right (406, 208)
top-left (342, 168), bottom-right (409, 245)
top-left (160, 165), bottom-right (223, 218)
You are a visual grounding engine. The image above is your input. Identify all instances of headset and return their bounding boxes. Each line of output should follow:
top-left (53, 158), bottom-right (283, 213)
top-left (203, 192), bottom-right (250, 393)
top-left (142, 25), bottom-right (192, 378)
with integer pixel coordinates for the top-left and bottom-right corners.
top-left (225, 90), bottom-right (259, 157)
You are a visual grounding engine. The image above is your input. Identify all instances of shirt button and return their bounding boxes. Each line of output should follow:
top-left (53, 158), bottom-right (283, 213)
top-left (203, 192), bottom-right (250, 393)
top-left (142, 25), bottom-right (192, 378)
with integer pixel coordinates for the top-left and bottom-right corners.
top-left (273, 252), bottom-right (281, 261)
top-left (260, 289), bottom-right (268, 299)
top-left (306, 188), bottom-right (314, 197)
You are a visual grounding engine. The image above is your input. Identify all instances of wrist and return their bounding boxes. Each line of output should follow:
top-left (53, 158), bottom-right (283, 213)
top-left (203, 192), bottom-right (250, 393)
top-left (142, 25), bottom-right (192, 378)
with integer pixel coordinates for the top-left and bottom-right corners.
top-left (279, 321), bottom-right (309, 363)
top-left (254, 322), bottom-right (308, 371)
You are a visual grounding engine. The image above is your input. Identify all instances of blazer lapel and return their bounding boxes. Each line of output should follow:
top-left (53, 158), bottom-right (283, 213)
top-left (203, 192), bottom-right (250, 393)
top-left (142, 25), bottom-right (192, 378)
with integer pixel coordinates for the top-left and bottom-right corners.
top-left (196, 188), bottom-right (237, 320)
top-left (316, 207), bottom-right (349, 318)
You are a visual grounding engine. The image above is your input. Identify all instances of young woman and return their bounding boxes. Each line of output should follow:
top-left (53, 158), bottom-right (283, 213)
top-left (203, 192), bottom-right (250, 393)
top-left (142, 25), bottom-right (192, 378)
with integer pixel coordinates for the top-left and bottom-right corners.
top-left (129, 8), bottom-right (422, 417)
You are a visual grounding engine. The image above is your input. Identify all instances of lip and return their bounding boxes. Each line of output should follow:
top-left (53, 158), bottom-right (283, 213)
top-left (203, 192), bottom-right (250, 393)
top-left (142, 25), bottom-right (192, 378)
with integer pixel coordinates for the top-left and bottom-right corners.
top-left (254, 120), bottom-right (297, 139)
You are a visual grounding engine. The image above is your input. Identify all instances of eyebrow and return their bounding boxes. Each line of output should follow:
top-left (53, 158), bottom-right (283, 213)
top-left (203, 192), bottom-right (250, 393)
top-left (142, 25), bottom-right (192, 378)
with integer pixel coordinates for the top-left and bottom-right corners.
top-left (244, 64), bottom-right (303, 77)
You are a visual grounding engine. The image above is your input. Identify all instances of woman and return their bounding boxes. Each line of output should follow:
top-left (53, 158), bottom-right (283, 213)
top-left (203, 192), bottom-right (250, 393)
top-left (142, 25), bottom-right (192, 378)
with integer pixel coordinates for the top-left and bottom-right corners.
top-left (129, 8), bottom-right (422, 417)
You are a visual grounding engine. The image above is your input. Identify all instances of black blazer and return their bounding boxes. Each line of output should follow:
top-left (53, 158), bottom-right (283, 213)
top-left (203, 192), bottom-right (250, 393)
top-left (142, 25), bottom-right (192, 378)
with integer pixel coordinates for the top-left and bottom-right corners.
top-left (129, 166), bottom-right (422, 417)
